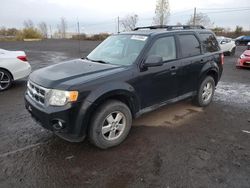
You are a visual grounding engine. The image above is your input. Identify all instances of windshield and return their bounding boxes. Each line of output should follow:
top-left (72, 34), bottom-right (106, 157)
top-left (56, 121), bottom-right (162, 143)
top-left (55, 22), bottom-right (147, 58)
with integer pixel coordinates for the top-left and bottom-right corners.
top-left (216, 37), bottom-right (223, 43)
top-left (87, 34), bottom-right (148, 66)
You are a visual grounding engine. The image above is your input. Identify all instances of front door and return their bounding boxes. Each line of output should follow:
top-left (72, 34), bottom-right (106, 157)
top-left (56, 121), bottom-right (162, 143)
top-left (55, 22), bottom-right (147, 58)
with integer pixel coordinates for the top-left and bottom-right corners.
top-left (134, 35), bottom-right (181, 108)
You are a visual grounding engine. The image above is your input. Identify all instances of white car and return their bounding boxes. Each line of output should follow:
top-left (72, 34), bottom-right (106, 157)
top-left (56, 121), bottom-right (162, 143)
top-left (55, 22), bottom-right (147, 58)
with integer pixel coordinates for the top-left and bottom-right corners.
top-left (0, 49), bottom-right (31, 91)
top-left (217, 36), bottom-right (236, 56)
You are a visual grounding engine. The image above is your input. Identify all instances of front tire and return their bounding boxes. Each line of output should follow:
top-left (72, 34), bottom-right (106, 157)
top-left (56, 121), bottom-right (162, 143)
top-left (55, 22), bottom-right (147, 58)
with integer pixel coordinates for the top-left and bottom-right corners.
top-left (0, 69), bottom-right (12, 91)
top-left (88, 100), bottom-right (132, 149)
top-left (193, 76), bottom-right (215, 107)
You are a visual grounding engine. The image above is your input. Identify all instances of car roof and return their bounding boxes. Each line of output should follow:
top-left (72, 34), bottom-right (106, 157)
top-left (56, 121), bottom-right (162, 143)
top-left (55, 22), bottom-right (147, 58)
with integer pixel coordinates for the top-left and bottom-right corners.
top-left (216, 36), bottom-right (232, 40)
top-left (120, 26), bottom-right (211, 36)
top-left (121, 28), bottom-right (213, 37)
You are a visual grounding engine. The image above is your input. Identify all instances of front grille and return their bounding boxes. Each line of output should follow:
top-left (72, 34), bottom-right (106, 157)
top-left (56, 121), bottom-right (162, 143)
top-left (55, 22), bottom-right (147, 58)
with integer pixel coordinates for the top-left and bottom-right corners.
top-left (27, 81), bottom-right (50, 106)
top-left (243, 62), bottom-right (250, 66)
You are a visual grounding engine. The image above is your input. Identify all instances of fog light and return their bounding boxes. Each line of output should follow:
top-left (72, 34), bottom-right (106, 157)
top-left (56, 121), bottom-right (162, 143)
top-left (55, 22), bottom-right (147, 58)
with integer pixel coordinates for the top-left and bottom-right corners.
top-left (52, 119), bottom-right (65, 130)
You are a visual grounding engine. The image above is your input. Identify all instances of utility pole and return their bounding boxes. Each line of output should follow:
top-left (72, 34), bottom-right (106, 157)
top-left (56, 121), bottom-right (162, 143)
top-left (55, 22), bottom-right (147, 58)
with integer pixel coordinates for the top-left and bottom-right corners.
top-left (49, 25), bottom-right (52, 39)
top-left (193, 7), bottom-right (197, 26)
top-left (117, 16), bottom-right (120, 33)
top-left (77, 20), bottom-right (80, 53)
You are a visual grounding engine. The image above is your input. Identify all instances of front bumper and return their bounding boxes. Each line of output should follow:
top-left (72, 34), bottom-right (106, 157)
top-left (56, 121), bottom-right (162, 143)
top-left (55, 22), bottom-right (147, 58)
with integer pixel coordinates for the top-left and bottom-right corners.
top-left (25, 92), bottom-right (91, 142)
top-left (236, 58), bottom-right (250, 68)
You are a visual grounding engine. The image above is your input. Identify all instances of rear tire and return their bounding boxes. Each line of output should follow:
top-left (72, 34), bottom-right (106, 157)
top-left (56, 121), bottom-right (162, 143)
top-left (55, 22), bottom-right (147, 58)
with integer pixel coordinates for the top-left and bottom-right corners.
top-left (0, 69), bottom-right (12, 91)
top-left (193, 76), bottom-right (215, 107)
top-left (88, 100), bottom-right (132, 149)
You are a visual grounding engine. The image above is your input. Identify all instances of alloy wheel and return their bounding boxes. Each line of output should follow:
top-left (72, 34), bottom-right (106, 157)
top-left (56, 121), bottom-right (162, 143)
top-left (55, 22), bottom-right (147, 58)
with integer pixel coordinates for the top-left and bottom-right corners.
top-left (202, 82), bottom-right (213, 102)
top-left (0, 71), bottom-right (11, 90)
top-left (102, 111), bottom-right (126, 141)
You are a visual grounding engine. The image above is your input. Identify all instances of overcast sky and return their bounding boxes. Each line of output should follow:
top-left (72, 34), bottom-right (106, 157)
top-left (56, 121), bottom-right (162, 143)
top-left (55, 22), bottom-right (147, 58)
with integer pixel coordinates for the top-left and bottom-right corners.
top-left (1, 0), bottom-right (250, 33)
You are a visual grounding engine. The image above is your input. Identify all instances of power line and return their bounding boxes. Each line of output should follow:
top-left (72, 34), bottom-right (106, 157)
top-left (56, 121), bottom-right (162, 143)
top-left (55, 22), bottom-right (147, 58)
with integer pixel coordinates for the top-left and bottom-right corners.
top-left (203, 8), bottom-right (250, 14)
top-left (199, 7), bottom-right (250, 10)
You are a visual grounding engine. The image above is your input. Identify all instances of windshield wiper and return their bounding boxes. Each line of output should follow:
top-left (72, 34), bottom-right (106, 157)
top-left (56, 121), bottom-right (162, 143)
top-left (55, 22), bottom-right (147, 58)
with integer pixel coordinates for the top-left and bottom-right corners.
top-left (85, 57), bottom-right (109, 64)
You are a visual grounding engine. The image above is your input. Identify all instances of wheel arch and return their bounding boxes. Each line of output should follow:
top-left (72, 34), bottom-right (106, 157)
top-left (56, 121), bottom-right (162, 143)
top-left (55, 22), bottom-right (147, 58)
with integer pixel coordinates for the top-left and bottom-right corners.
top-left (0, 67), bottom-right (14, 80)
top-left (199, 63), bottom-right (219, 88)
top-left (85, 89), bottom-right (139, 125)
top-left (75, 83), bottom-right (140, 137)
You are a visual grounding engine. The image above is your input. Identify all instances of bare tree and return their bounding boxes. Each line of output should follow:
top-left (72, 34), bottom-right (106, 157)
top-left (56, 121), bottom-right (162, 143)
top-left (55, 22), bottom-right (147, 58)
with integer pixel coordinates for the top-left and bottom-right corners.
top-left (153, 0), bottom-right (170, 26)
top-left (235, 25), bottom-right (243, 35)
top-left (57, 17), bottom-right (67, 38)
top-left (121, 14), bottom-right (139, 31)
top-left (23, 19), bottom-right (34, 29)
top-left (38, 22), bottom-right (48, 38)
top-left (186, 12), bottom-right (213, 28)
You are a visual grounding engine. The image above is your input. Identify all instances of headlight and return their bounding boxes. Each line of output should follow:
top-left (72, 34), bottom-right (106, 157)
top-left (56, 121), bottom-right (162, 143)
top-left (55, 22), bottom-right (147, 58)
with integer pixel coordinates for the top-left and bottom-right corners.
top-left (240, 54), bottom-right (245, 59)
top-left (48, 89), bottom-right (78, 106)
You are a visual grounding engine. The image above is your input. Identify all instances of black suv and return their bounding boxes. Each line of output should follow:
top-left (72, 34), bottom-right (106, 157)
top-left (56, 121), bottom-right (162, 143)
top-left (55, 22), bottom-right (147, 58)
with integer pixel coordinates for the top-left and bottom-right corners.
top-left (25, 25), bottom-right (223, 149)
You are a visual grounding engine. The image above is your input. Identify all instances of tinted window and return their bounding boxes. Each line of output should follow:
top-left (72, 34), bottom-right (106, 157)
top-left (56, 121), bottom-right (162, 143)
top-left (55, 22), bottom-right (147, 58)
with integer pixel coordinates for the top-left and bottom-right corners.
top-left (148, 36), bottom-right (176, 61)
top-left (200, 33), bottom-right (220, 53)
top-left (179, 34), bottom-right (201, 57)
top-left (243, 36), bottom-right (250, 40)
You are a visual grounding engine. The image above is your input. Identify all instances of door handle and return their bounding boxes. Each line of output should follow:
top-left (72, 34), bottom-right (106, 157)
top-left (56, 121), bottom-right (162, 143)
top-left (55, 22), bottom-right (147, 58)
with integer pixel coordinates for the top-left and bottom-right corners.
top-left (170, 66), bottom-right (177, 70)
top-left (170, 66), bottom-right (177, 75)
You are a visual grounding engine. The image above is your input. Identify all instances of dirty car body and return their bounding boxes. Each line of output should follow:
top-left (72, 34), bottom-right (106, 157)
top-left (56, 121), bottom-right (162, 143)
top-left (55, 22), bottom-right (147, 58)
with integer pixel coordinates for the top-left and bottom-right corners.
top-left (25, 26), bottom-right (223, 147)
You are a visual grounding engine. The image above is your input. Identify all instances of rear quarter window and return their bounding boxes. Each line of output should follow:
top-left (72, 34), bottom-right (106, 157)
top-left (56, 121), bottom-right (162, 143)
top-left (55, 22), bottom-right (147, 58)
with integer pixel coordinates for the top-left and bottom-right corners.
top-left (200, 33), bottom-right (220, 53)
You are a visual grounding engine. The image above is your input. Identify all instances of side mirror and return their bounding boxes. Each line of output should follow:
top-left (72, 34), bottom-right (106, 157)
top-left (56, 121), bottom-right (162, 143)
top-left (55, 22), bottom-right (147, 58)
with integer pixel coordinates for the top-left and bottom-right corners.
top-left (144, 55), bottom-right (163, 67)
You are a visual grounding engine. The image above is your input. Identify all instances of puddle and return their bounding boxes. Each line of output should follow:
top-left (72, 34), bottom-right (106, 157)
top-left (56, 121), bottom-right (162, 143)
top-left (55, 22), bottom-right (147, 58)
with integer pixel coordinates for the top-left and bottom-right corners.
top-left (133, 102), bottom-right (203, 127)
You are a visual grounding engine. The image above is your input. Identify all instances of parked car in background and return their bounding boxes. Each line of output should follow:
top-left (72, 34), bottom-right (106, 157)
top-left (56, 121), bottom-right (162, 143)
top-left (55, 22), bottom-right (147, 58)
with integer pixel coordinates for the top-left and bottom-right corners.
top-left (236, 48), bottom-right (250, 68)
top-left (247, 42), bottom-right (250, 50)
top-left (0, 49), bottom-right (31, 91)
top-left (235, 36), bottom-right (250, 46)
top-left (217, 36), bottom-right (236, 56)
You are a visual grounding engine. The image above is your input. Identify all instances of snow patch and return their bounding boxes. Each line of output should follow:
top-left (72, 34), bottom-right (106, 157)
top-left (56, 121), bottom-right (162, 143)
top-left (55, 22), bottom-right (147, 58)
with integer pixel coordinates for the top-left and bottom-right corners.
top-left (214, 81), bottom-right (250, 105)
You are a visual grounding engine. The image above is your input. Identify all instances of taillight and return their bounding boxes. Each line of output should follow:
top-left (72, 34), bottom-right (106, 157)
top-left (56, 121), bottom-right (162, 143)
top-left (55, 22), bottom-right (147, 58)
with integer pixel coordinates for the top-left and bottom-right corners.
top-left (220, 53), bottom-right (224, 65)
top-left (17, 56), bottom-right (27, 62)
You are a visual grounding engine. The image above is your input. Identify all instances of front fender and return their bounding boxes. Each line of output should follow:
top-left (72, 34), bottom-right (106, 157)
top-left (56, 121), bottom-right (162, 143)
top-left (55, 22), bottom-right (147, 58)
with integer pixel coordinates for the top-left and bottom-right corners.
top-left (85, 81), bottom-right (135, 103)
top-left (73, 82), bottom-right (140, 137)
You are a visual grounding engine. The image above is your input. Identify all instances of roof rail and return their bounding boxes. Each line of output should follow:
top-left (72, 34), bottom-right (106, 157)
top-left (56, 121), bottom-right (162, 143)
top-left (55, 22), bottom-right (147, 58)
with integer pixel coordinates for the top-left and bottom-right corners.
top-left (133, 25), bottom-right (205, 31)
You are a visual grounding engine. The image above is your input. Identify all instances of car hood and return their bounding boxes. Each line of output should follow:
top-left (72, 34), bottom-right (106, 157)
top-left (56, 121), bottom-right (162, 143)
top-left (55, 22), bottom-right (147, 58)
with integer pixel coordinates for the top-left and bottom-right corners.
top-left (30, 59), bottom-right (127, 89)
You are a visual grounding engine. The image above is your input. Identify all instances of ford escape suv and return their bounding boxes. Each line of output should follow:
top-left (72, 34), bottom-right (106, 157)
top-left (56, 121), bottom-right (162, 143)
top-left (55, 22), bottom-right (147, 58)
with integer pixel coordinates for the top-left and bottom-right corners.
top-left (25, 25), bottom-right (223, 149)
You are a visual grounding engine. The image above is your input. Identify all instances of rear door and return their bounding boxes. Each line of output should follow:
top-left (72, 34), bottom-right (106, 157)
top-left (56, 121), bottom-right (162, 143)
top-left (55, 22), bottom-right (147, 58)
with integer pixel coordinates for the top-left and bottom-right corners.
top-left (176, 33), bottom-right (204, 95)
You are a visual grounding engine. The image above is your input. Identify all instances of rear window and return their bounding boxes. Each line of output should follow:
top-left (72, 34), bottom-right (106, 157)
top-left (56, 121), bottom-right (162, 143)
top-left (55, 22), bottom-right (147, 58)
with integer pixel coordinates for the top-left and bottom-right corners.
top-left (179, 34), bottom-right (201, 58)
top-left (200, 33), bottom-right (220, 53)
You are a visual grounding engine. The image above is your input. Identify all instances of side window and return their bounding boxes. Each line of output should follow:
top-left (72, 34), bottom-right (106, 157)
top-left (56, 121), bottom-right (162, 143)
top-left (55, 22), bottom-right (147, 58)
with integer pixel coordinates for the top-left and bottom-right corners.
top-left (200, 33), bottom-right (220, 53)
top-left (245, 36), bottom-right (250, 40)
top-left (179, 34), bottom-right (201, 57)
top-left (148, 36), bottom-right (176, 61)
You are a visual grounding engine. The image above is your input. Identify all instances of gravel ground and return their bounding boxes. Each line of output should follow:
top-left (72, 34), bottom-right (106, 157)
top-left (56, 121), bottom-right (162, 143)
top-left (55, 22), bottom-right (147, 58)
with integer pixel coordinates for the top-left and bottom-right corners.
top-left (0, 40), bottom-right (249, 188)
